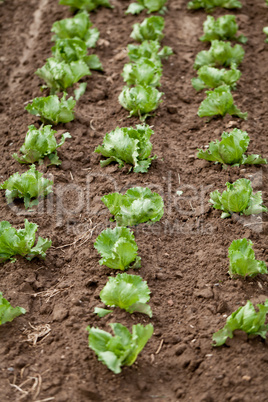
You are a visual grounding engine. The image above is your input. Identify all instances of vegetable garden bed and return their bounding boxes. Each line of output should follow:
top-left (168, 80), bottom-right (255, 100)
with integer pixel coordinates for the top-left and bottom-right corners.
top-left (0, 0), bottom-right (268, 400)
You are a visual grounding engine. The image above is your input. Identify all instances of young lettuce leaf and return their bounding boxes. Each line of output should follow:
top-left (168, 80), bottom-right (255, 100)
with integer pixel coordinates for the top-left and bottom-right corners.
top-left (213, 300), bottom-right (268, 346)
top-left (192, 65), bottom-right (241, 91)
top-left (130, 16), bottom-right (165, 42)
top-left (128, 41), bottom-right (173, 65)
top-left (87, 323), bottom-right (154, 374)
top-left (198, 85), bottom-right (247, 120)
top-left (197, 128), bottom-right (267, 167)
top-left (59, 0), bottom-right (112, 12)
top-left (0, 165), bottom-right (53, 209)
top-left (95, 124), bottom-right (157, 173)
top-left (122, 58), bottom-right (162, 87)
top-left (25, 93), bottom-right (76, 124)
top-left (0, 219), bottom-right (51, 263)
top-left (194, 40), bottom-right (245, 70)
top-left (51, 12), bottom-right (100, 48)
top-left (188, 0), bottom-right (242, 10)
top-left (119, 85), bottom-right (163, 121)
top-left (102, 187), bottom-right (164, 226)
top-left (200, 15), bottom-right (247, 43)
top-left (94, 227), bottom-right (141, 270)
top-left (210, 178), bottom-right (267, 218)
top-left (0, 293), bottom-right (26, 324)
top-left (228, 239), bottom-right (267, 278)
top-left (99, 273), bottom-right (152, 317)
top-left (126, 0), bottom-right (167, 15)
top-left (13, 125), bottom-right (71, 166)
top-left (264, 27), bottom-right (268, 43)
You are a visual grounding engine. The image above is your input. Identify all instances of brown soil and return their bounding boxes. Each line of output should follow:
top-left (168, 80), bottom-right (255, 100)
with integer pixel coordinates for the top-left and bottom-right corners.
top-left (1, 0), bottom-right (268, 401)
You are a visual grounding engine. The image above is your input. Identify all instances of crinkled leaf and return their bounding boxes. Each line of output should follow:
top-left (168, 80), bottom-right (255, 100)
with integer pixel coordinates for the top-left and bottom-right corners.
top-left (194, 40), bottom-right (245, 69)
top-left (59, 0), bottom-right (113, 11)
top-left (200, 15), bottom-right (246, 43)
top-left (192, 65), bottom-right (241, 91)
top-left (128, 41), bottom-right (172, 65)
top-left (126, 0), bottom-right (167, 14)
top-left (188, 0), bottom-right (242, 10)
top-left (74, 82), bottom-right (87, 101)
top-left (122, 58), bottom-right (162, 87)
top-left (94, 307), bottom-right (113, 317)
top-left (0, 293), bottom-right (26, 325)
top-left (130, 16), bottom-right (165, 42)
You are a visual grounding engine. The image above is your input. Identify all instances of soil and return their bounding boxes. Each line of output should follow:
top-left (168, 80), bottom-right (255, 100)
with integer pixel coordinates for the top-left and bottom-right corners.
top-left (0, 0), bottom-right (268, 401)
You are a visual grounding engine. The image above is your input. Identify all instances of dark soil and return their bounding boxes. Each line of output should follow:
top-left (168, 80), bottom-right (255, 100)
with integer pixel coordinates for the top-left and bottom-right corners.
top-left (0, 0), bottom-right (268, 401)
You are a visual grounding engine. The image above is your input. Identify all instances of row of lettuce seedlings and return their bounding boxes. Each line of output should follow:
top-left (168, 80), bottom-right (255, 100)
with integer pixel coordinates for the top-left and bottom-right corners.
top-left (188, 0), bottom-right (268, 346)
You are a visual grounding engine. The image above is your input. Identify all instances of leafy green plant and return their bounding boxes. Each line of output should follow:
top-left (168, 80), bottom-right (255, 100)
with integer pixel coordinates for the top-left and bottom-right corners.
top-left (210, 178), bottom-right (267, 218)
top-left (102, 187), bottom-right (164, 226)
top-left (194, 40), bottom-right (245, 70)
top-left (126, 0), bottom-right (167, 14)
top-left (87, 323), bottom-right (154, 373)
top-left (119, 85), bottom-right (163, 121)
top-left (263, 27), bottom-right (268, 43)
top-left (51, 12), bottom-right (100, 48)
top-left (0, 293), bottom-right (26, 324)
top-left (25, 93), bottom-right (76, 124)
top-left (95, 124), bottom-right (157, 173)
top-left (128, 41), bottom-right (173, 65)
top-left (197, 129), bottom-right (267, 167)
top-left (198, 85), bottom-right (247, 120)
top-left (13, 125), bottom-right (71, 166)
top-left (213, 300), bottom-right (268, 346)
top-left (188, 0), bottom-right (242, 10)
top-left (59, 0), bottom-right (112, 12)
top-left (0, 165), bottom-right (53, 209)
top-left (94, 227), bottom-right (141, 270)
top-left (98, 273), bottom-right (152, 317)
top-left (228, 239), bottom-right (267, 278)
top-left (200, 15), bottom-right (247, 43)
top-left (0, 219), bottom-right (52, 262)
top-left (122, 58), bottom-right (162, 87)
top-left (192, 65), bottom-right (241, 91)
top-left (130, 16), bottom-right (165, 42)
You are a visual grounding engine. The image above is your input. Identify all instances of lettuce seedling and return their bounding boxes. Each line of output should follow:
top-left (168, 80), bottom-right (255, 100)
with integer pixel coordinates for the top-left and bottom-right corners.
top-left (130, 16), bottom-right (165, 42)
top-left (122, 58), bottom-right (162, 87)
top-left (102, 187), bottom-right (164, 226)
top-left (0, 219), bottom-right (52, 262)
top-left (59, 0), bottom-right (112, 12)
top-left (87, 323), bottom-right (154, 373)
top-left (188, 0), bottom-right (242, 10)
top-left (25, 93), bottom-right (76, 124)
top-left (198, 85), bottom-right (247, 120)
top-left (210, 178), bottom-right (267, 218)
top-left (200, 15), bottom-right (247, 43)
top-left (0, 165), bottom-right (53, 209)
top-left (128, 41), bottom-right (173, 65)
top-left (197, 129), bottom-right (267, 167)
top-left (95, 124), bottom-right (157, 173)
top-left (263, 27), bottom-right (268, 43)
top-left (94, 227), bottom-right (141, 270)
top-left (119, 85), bottom-right (163, 121)
top-left (51, 12), bottom-right (100, 48)
top-left (13, 125), bottom-right (71, 166)
top-left (194, 40), bottom-right (245, 70)
top-left (0, 293), bottom-right (26, 324)
top-left (192, 65), bottom-right (241, 91)
top-left (126, 0), bottom-right (167, 14)
top-left (228, 239), bottom-right (267, 278)
top-left (213, 300), bottom-right (268, 346)
top-left (99, 273), bottom-right (152, 317)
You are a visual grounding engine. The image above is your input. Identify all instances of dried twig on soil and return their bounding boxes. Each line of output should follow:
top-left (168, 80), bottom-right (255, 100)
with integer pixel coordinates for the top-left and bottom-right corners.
top-left (155, 339), bottom-right (164, 355)
top-left (22, 322), bottom-right (51, 345)
top-left (52, 220), bottom-right (101, 250)
top-left (32, 284), bottom-right (74, 303)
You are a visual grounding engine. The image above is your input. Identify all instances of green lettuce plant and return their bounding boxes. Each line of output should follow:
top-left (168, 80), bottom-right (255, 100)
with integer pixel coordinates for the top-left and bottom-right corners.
top-left (126, 0), bottom-right (167, 14)
top-left (228, 239), bottom-right (267, 278)
top-left (59, 0), bottom-right (112, 11)
top-left (98, 273), bottom-right (152, 317)
top-left (128, 41), bottom-right (173, 65)
top-left (198, 85), bottom-right (247, 120)
top-left (213, 300), bottom-right (268, 346)
top-left (130, 16), bottom-right (165, 42)
top-left (0, 293), bottom-right (26, 324)
top-left (13, 125), bottom-right (71, 165)
top-left (122, 58), bottom-right (162, 87)
top-left (263, 27), bottom-right (268, 43)
top-left (25, 93), bottom-right (76, 124)
top-left (210, 178), bottom-right (267, 218)
top-left (95, 124), bottom-right (157, 173)
top-left (102, 187), bottom-right (164, 226)
top-left (188, 0), bottom-right (242, 10)
top-left (87, 323), bottom-right (154, 373)
top-left (94, 227), bottom-right (141, 270)
top-left (0, 219), bottom-right (52, 262)
top-left (200, 15), bottom-right (247, 43)
top-left (194, 40), bottom-right (245, 70)
top-left (119, 85), bottom-right (163, 121)
top-left (51, 12), bottom-right (100, 48)
top-left (0, 165), bottom-right (53, 209)
top-left (192, 65), bottom-right (241, 91)
top-left (197, 129), bottom-right (267, 167)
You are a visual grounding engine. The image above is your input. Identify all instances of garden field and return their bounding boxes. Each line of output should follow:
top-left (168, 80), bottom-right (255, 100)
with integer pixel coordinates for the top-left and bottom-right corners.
top-left (0, 0), bottom-right (268, 401)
